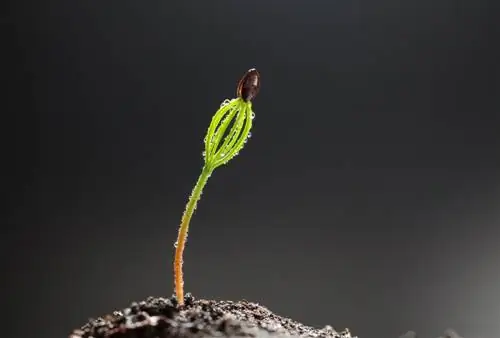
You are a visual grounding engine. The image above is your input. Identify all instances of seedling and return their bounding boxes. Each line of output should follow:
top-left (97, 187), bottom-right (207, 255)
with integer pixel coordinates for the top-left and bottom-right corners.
top-left (173, 68), bottom-right (261, 306)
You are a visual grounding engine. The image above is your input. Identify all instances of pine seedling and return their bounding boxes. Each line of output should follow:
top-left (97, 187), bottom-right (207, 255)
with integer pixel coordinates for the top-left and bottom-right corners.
top-left (173, 68), bottom-right (261, 306)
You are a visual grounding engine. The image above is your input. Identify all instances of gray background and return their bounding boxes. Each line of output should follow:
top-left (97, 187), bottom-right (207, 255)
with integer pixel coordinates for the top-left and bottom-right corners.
top-left (6, 1), bottom-right (499, 338)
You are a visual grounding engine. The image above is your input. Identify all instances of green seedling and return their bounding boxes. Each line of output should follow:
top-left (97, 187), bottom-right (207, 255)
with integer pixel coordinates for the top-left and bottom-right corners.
top-left (173, 68), bottom-right (261, 306)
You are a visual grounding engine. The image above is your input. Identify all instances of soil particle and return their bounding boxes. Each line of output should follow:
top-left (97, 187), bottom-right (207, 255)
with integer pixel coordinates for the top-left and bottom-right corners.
top-left (69, 294), bottom-right (356, 338)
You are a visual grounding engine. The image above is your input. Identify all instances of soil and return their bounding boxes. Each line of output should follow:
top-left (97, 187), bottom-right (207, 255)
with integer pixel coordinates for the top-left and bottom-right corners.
top-left (69, 293), bottom-right (356, 338)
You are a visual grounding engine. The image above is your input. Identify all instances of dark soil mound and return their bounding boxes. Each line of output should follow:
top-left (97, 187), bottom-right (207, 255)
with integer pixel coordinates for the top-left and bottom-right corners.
top-left (69, 294), bottom-right (356, 338)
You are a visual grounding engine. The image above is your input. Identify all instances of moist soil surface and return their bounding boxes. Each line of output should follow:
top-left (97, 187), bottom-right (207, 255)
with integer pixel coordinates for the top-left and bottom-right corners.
top-left (69, 294), bottom-right (356, 338)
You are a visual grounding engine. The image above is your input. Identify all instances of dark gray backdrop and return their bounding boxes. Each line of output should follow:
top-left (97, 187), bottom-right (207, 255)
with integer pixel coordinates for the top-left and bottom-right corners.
top-left (6, 1), bottom-right (499, 338)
